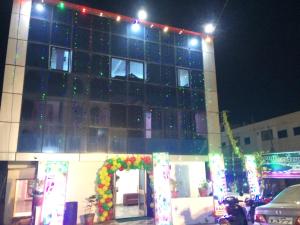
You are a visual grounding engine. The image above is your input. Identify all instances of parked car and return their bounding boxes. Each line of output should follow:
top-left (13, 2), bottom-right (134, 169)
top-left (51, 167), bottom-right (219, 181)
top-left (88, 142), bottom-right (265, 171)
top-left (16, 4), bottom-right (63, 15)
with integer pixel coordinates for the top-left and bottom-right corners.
top-left (254, 184), bottom-right (300, 225)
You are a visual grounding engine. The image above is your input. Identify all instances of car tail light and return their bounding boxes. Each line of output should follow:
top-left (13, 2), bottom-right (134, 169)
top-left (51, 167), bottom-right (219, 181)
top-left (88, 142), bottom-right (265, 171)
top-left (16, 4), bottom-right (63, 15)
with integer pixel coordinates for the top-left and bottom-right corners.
top-left (255, 214), bottom-right (266, 223)
top-left (295, 217), bottom-right (300, 225)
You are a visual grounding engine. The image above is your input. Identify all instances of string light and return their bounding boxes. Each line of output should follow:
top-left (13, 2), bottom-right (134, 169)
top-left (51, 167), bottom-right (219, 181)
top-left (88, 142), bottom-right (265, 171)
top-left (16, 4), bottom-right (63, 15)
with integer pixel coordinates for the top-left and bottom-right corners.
top-left (99, 12), bottom-right (103, 17)
top-left (116, 16), bottom-right (121, 22)
top-left (81, 7), bottom-right (86, 13)
top-left (137, 9), bottom-right (147, 20)
top-left (179, 30), bottom-right (183, 35)
top-left (150, 24), bottom-right (154, 28)
top-left (163, 26), bottom-right (169, 32)
top-left (57, 2), bottom-right (64, 10)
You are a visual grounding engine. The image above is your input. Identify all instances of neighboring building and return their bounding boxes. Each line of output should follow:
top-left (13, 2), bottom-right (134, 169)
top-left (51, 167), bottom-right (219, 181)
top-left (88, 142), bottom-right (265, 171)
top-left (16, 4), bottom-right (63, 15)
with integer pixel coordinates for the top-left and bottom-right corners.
top-left (222, 111), bottom-right (300, 154)
top-left (0, 0), bottom-right (222, 224)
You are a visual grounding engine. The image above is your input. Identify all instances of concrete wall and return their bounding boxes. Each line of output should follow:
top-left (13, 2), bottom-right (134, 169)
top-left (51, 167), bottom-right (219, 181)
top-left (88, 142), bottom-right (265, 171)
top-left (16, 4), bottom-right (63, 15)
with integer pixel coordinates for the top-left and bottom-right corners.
top-left (0, 0), bottom-right (31, 160)
top-left (222, 111), bottom-right (300, 153)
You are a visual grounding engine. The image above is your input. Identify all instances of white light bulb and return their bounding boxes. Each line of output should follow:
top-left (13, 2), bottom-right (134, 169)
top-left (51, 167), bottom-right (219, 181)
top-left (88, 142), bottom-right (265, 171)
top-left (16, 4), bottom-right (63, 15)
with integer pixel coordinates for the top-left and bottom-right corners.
top-left (204, 23), bottom-right (215, 34)
top-left (131, 23), bottom-right (141, 32)
top-left (35, 3), bottom-right (44, 12)
top-left (137, 9), bottom-right (147, 20)
top-left (189, 38), bottom-right (198, 47)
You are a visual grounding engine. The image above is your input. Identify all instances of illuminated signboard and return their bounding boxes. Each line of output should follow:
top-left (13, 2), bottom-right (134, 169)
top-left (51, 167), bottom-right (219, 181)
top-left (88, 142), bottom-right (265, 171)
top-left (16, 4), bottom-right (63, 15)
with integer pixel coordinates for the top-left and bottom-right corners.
top-left (41, 161), bottom-right (69, 225)
top-left (153, 153), bottom-right (172, 225)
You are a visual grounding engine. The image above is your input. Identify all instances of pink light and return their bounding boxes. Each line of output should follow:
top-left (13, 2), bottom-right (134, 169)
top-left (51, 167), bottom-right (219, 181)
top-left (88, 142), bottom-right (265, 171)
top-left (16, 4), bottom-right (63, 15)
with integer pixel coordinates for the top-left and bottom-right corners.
top-left (82, 7), bottom-right (86, 13)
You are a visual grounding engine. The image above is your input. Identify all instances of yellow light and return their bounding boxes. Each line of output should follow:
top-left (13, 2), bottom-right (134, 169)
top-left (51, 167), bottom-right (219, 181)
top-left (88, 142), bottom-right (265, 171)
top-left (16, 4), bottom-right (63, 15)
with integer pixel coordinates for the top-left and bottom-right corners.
top-left (116, 16), bottom-right (121, 22)
top-left (205, 36), bottom-right (212, 43)
top-left (163, 26), bottom-right (169, 32)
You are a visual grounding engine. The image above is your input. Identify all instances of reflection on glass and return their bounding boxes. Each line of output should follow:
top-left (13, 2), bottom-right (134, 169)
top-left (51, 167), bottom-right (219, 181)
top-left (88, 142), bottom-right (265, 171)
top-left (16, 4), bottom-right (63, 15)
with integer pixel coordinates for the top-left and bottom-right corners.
top-left (50, 47), bottom-right (70, 72)
top-left (129, 61), bottom-right (144, 80)
top-left (178, 69), bottom-right (189, 87)
top-left (111, 58), bottom-right (126, 78)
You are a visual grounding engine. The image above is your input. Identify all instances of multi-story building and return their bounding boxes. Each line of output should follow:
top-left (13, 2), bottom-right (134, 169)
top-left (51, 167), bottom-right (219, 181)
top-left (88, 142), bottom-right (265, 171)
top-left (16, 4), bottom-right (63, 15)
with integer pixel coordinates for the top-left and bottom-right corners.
top-left (221, 111), bottom-right (300, 154)
top-left (0, 0), bottom-right (223, 224)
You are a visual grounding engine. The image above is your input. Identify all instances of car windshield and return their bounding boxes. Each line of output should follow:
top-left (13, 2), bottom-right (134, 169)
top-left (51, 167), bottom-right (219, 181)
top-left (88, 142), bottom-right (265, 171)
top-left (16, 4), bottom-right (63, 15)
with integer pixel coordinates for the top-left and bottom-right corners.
top-left (271, 186), bottom-right (300, 203)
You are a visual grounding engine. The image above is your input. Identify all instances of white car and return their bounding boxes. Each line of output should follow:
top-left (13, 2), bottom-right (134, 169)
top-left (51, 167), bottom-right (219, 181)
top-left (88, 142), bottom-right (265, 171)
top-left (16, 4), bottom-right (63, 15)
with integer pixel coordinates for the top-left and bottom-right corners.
top-left (254, 184), bottom-right (300, 225)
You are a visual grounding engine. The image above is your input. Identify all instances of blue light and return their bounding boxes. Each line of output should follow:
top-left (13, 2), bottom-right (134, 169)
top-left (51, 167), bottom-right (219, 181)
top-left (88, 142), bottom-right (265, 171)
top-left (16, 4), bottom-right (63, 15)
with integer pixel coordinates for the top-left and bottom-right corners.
top-left (131, 21), bottom-right (141, 32)
top-left (189, 38), bottom-right (199, 47)
top-left (35, 3), bottom-right (45, 12)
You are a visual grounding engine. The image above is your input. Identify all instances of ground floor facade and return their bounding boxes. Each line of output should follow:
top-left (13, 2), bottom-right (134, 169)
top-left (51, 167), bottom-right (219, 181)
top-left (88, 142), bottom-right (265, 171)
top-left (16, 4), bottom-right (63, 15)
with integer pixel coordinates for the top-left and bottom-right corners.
top-left (1, 153), bottom-right (218, 225)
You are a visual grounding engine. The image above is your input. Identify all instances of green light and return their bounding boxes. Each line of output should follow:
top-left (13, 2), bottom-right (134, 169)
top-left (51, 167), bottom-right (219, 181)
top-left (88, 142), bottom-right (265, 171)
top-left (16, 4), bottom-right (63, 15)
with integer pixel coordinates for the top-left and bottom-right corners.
top-left (58, 2), bottom-right (65, 10)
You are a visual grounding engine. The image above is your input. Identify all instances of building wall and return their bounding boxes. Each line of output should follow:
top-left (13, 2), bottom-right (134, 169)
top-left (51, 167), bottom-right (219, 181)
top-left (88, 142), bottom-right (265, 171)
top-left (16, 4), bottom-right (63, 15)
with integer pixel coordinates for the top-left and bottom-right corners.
top-left (221, 111), bottom-right (300, 153)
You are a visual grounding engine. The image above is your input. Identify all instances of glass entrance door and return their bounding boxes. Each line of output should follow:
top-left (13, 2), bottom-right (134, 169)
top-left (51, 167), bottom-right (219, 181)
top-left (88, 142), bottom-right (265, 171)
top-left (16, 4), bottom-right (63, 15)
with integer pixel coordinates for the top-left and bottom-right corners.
top-left (138, 169), bottom-right (147, 216)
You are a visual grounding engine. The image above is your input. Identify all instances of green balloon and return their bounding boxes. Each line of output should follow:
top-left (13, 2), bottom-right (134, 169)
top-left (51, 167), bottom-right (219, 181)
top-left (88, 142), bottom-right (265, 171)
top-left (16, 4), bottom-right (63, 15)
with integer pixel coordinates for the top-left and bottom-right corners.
top-left (108, 169), bottom-right (114, 174)
top-left (105, 190), bottom-right (112, 195)
top-left (108, 159), bottom-right (113, 164)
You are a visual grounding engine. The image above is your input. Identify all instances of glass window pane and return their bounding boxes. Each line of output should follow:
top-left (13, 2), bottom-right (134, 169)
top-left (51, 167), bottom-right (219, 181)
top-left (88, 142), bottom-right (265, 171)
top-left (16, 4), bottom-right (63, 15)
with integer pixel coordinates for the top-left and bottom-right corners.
top-left (28, 18), bottom-right (50, 43)
top-left (128, 106), bottom-right (144, 128)
top-left (191, 70), bottom-right (204, 90)
top-left (69, 101), bottom-right (88, 126)
top-left (145, 27), bottom-right (160, 42)
top-left (45, 100), bottom-right (64, 124)
top-left (128, 82), bottom-right (144, 105)
top-left (129, 61), bottom-right (144, 81)
top-left (164, 110), bottom-right (177, 138)
top-left (31, 3), bottom-right (52, 20)
top-left (92, 16), bottom-right (110, 32)
top-left (87, 128), bottom-right (108, 152)
top-left (26, 43), bottom-right (49, 68)
top-left (17, 124), bottom-right (43, 152)
top-left (161, 32), bottom-right (174, 45)
top-left (111, 35), bottom-right (127, 57)
top-left (178, 111), bottom-right (193, 138)
top-left (146, 85), bottom-right (162, 106)
top-left (92, 31), bottom-right (109, 54)
top-left (110, 104), bottom-right (127, 127)
top-left (110, 129), bottom-right (127, 153)
top-left (91, 54), bottom-right (109, 78)
top-left (53, 6), bottom-right (72, 24)
top-left (127, 24), bottom-right (145, 40)
top-left (145, 42), bottom-right (160, 63)
top-left (127, 130), bottom-right (145, 154)
top-left (72, 77), bottom-right (88, 98)
top-left (89, 78), bottom-right (109, 101)
top-left (111, 58), bottom-right (126, 78)
top-left (194, 111), bottom-right (207, 134)
top-left (190, 51), bottom-right (203, 70)
top-left (65, 126), bottom-right (86, 152)
top-left (47, 71), bottom-right (68, 97)
top-left (178, 69), bottom-right (189, 87)
top-left (191, 91), bottom-right (205, 110)
top-left (111, 21), bottom-right (127, 35)
top-left (51, 23), bottom-right (71, 47)
top-left (175, 34), bottom-right (188, 47)
top-left (161, 66), bottom-right (176, 86)
top-left (161, 45), bottom-right (174, 65)
top-left (89, 103), bottom-right (110, 126)
top-left (73, 11), bottom-right (92, 28)
top-left (176, 48), bottom-right (189, 67)
top-left (50, 47), bottom-right (70, 72)
top-left (73, 27), bottom-right (90, 50)
top-left (177, 89), bottom-right (191, 109)
top-left (20, 99), bottom-right (45, 122)
top-left (128, 39), bottom-right (144, 60)
top-left (146, 63), bottom-right (160, 84)
top-left (72, 51), bottom-right (90, 74)
top-left (162, 87), bottom-right (176, 107)
top-left (110, 80), bottom-right (127, 103)
top-left (42, 125), bottom-right (65, 153)
top-left (23, 69), bottom-right (48, 96)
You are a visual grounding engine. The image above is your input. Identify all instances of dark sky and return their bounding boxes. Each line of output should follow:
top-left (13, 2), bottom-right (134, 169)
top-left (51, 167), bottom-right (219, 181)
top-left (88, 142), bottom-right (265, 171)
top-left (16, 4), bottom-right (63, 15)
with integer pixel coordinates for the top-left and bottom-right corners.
top-left (0, 0), bottom-right (299, 125)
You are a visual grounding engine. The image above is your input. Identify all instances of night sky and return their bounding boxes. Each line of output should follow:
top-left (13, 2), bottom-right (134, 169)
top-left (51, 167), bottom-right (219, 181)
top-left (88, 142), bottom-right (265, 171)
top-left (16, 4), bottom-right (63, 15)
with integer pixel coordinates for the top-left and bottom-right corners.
top-left (0, 0), bottom-right (299, 125)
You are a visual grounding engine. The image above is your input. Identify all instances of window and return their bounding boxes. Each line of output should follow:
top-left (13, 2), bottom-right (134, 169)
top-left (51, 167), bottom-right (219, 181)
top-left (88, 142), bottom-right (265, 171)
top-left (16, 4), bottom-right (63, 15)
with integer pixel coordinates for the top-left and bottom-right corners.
top-left (92, 16), bottom-right (110, 32)
top-left (191, 70), bottom-right (204, 90)
top-left (26, 43), bottom-right (49, 68)
top-left (177, 89), bottom-right (191, 109)
top-left (161, 66), bottom-right (176, 86)
top-left (164, 110), bottom-right (177, 138)
top-left (128, 39), bottom-right (144, 60)
top-left (91, 54), bottom-right (109, 78)
top-left (111, 58), bottom-right (126, 78)
top-left (146, 63), bottom-right (160, 84)
top-left (92, 31), bottom-right (109, 54)
top-left (72, 51), bottom-right (90, 73)
top-left (110, 80), bottom-right (127, 103)
top-left (50, 47), bottom-right (71, 72)
top-left (244, 137), bottom-right (251, 145)
top-left (190, 51), bottom-right (203, 69)
top-left (65, 126), bottom-right (86, 152)
top-left (161, 45), bottom-right (175, 65)
top-left (110, 129), bottom-right (127, 153)
top-left (145, 27), bottom-right (160, 42)
top-left (53, 6), bottom-right (72, 24)
top-left (87, 128), bottom-right (108, 153)
top-left (73, 11), bottom-right (92, 28)
top-left (176, 48), bottom-right (189, 67)
top-left (129, 61), bottom-right (144, 80)
top-left (28, 19), bottom-right (50, 43)
top-left (42, 125), bottom-right (65, 153)
top-left (89, 78), bottom-right (109, 101)
top-left (18, 124), bottom-right (43, 152)
top-left (293, 126), bottom-right (300, 136)
top-left (128, 106), bottom-right (144, 128)
top-left (145, 42), bottom-right (160, 63)
top-left (277, 130), bottom-right (288, 139)
top-left (111, 35), bottom-right (127, 57)
top-left (261, 129), bottom-right (273, 141)
top-left (191, 91), bottom-right (205, 110)
top-left (146, 85), bottom-right (162, 106)
top-left (47, 71), bottom-right (68, 97)
top-left (178, 69), bottom-right (189, 87)
top-left (162, 87), bottom-right (176, 107)
top-left (127, 130), bottom-right (145, 154)
top-left (161, 32), bottom-right (174, 45)
top-left (51, 23), bottom-right (71, 47)
top-left (128, 82), bottom-right (144, 104)
top-left (20, 99), bottom-right (44, 122)
top-left (72, 77), bottom-right (88, 97)
top-left (23, 70), bottom-right (48, 95)
top-left (89, 104), bottom-right (110, 126)
top-left (73, 27), bottom-right (90, 50)
top-left (110, 104), bottom-right (127, 127)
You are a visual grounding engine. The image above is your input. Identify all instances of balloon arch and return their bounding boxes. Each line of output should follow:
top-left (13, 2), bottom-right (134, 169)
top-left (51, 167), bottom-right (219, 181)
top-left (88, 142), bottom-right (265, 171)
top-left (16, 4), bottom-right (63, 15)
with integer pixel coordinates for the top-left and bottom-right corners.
top-left (96, 155), bottom-right (153, 222)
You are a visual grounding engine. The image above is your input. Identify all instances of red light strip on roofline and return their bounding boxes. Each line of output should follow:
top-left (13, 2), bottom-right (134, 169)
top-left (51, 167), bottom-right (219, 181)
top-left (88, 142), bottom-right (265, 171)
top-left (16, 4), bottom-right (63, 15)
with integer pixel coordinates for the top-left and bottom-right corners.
top-left (44, 0), bottom-right (210, 38)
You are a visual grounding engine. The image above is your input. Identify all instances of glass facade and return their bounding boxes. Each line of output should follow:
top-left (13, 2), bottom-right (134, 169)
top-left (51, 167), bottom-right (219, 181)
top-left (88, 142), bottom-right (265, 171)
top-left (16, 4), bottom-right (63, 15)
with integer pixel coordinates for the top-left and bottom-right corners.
top-left (18, 1), bottom-right (208, 155)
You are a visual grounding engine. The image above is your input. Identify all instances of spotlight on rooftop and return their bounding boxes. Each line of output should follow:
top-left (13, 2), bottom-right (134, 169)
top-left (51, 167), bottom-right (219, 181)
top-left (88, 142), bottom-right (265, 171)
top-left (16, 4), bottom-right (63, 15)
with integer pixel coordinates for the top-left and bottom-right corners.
top-left (131, 21), bottom-right (141, 32)
top-left (189, 38), bottom-right (199, 47)
top-left (137, 9), bottom-right (147, 20)
top-left (35, 3), bottom-right (45, 12)
top-left (204, 23), bottom-right (216, 34)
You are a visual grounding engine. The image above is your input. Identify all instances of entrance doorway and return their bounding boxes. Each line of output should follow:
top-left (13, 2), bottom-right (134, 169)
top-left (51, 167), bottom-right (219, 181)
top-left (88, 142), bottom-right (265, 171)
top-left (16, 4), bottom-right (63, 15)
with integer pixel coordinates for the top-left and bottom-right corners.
top-left (114, 169), bottom-right (147, 219)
